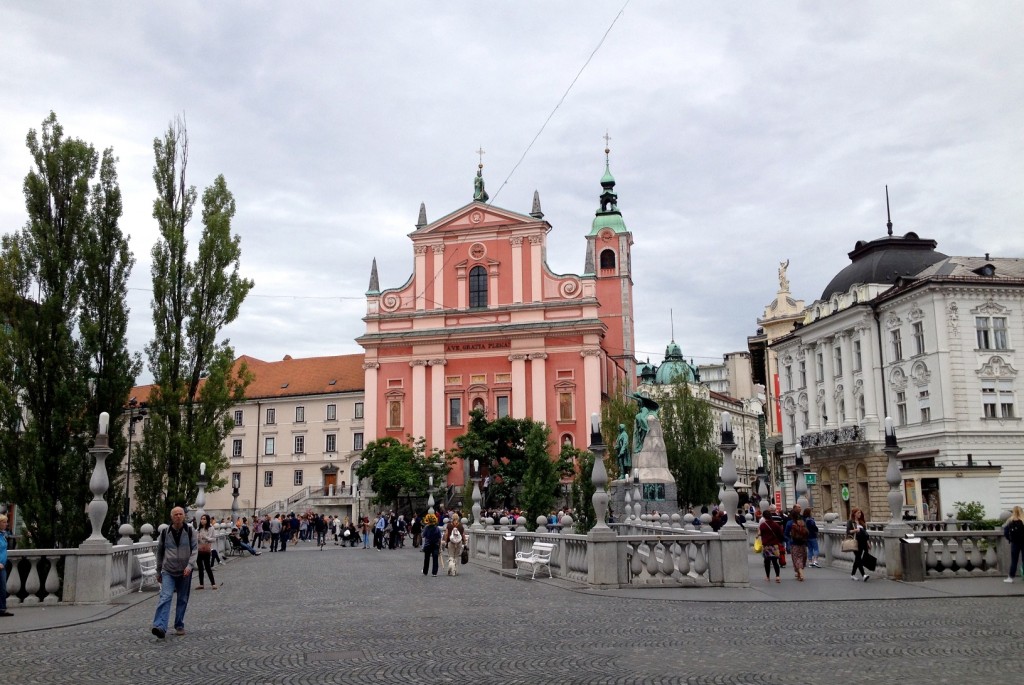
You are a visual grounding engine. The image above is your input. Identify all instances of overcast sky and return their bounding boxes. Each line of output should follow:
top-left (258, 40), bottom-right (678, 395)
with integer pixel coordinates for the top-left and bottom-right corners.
top-left (3, 2), bottom-right (1023, 385)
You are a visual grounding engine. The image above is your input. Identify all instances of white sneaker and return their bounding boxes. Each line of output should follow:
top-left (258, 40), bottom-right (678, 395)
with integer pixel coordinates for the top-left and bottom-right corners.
top-left (851, 575), bottom-right (857, 581)
top-left (863, 574), bottom-right (870, 582)
top-left (1004, 577), bottom-right (1014, 583)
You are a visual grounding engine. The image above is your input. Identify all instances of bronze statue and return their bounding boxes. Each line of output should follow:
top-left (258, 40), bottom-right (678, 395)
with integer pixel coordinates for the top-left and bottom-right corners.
top-left (631, 391), bottom-right (659, 453)
top-left (614, 423), bottom-right (630, 478)
top-left (473, 168), bottom-right (489, 203)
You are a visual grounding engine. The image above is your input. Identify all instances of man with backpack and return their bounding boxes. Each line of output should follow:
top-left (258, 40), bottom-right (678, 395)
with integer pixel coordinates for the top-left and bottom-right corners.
top-left (151, 506), bottom-right (197, 639)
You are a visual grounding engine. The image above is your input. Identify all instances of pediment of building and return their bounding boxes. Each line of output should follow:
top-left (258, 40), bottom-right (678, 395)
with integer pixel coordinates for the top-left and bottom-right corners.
top-left (411, 202), bottom-right (543, 238)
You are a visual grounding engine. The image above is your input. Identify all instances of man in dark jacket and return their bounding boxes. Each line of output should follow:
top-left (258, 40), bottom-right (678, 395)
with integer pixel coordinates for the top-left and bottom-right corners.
top-left (151, 507), bottom-right (198, 639)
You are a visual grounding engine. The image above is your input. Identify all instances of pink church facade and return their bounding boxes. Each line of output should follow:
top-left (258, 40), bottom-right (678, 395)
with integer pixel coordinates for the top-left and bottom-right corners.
top-left (357, 159), bottom-right (636, 483)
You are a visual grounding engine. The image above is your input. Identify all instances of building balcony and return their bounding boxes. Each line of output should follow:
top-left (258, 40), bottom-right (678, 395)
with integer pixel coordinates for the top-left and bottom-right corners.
top-left (800, 425), bottom-right (864, 448)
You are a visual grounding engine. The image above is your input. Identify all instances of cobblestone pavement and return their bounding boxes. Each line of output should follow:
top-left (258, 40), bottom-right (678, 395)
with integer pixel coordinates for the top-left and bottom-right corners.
top-left (3, 542), bottom-right (1023, 684)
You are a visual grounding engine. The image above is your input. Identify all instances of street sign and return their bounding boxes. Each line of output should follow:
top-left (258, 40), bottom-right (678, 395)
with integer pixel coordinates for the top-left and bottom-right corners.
top-left (774, 490), bottom-right (782, 507)
top-left (805, 473), bottom-right (817, 485)
top-left (841, 485), bottom-right (850, 501)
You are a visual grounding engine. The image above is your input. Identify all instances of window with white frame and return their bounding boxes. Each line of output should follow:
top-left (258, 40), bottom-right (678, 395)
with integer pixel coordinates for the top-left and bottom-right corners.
top-left (353, 432), bottom-right (364, 451)
top-left (896, 391), bottom-right (908, 426)
top-left (264, 437), bottom-right (275, 455)
top-left (294, 435), bottom-right (305, 454)
top-left (264, 470), bottom-right (273, 487)
top-left (834, 347), bottom-right (843, 377)
top-left (496, 395), bottom-right (510, 419)
top-left (801, 410), bottom-right (809, 431)
top-left (816, 352), bottom-right (824, 380)
top-left (354, 402), bottom-right (364, 419)
top-left (798, 361), bottom-right (807, 389)
top-left (233, 410), bottom-right (243, 427)
top-left (294, 470), bottom-right (303, 486)
top-left (891, 329), bottom-right (903, 362)
top-left (982, 379), bottom-right (1015, 418)
top-left (326, 434), bottom-right (337, 452)
top-left (784, 365), bottom-right (793, 391)
top-left (853, 339), bottom-right (862, 372)
top-left (913, 322), bottom-right (925, 356)
top-left (326, 404), bottom-right (337, 421)
top-left (266, 408), bottom-right (276, 425)
top-left (977, 316), bottom-right (1008, 350)
top-left (295, 406), bottom-right (305, 423)
top-left (232, 439), bottom-right (243, 457)
top-left (857, 395), bottom-right (866, 422)
top-left (918, 390), bottom-right (930, 423)
top-left (469, 265), bottom-right (488, 309)
top-left (449, 397), bottom-right (462, 427)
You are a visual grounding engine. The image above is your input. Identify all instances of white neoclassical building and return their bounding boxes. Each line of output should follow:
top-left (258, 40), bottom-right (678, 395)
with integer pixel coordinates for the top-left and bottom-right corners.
top-left (773, 227), bottom-right (1022, 520)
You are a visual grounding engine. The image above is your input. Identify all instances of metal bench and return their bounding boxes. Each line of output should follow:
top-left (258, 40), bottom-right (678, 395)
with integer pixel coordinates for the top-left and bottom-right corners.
top-left (136, 552), bottom-right (159, 592)
top-left (515, 541), bottom-right (555, 580)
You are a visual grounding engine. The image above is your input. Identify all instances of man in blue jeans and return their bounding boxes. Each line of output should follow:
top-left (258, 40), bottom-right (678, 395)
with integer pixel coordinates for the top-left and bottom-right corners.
top-left (151, 507), bottom-right (197, 638)
top-left (0, 514), bottom-right (11, 617)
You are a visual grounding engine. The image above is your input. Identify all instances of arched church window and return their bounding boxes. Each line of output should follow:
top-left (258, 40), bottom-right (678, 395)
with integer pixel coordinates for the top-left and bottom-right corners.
top-left (469, 265), bottom-right (487, 308)
top-left (600, 249), bottom-right (616, 269)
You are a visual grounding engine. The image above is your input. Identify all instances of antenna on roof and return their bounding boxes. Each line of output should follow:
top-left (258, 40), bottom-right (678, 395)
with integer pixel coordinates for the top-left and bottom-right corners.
top-left (885, 185), bottom-right (893, 236)
top-left (670, 308), bottom-right (675, 342)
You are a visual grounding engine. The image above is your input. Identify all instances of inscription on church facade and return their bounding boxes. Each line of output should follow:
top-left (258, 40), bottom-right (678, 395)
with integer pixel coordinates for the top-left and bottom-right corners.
top-left (445, 341), bottom-right (511, 352)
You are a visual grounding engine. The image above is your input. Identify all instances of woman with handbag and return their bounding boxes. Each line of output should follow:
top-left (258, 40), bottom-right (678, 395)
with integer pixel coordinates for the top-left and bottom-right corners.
top-left (847, 508), bottom-right (870, 581)
top-left (758, 512), bottom-right (785, 583)
top-left (196, 514), bottom-right (218, 590)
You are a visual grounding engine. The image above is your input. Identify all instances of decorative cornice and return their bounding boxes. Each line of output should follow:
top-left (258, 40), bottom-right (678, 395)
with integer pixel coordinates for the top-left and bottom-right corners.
top-left (410, 359), bottom-right (429, 367)
top-left (528, 235), bottom-right (543, 246)
top-left (977, 355), bottom-right (1018, 378)
top-left (529, 352), bottom-right (548, 360)
top-left (431, 244), bottom-right (445, 255)
top-left (362, 362), bottom-right (380, 371)
top-left (580, 349), bottom-right (603, 358)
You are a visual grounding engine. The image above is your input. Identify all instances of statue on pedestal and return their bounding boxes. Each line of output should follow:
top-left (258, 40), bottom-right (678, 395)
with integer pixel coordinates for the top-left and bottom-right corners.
top-left (631, 391), bottom-right (659, 453)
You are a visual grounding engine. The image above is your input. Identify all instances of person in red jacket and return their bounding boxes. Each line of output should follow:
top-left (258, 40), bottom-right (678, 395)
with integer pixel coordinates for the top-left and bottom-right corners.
top-left (759, 512), bottom-right (785, 583)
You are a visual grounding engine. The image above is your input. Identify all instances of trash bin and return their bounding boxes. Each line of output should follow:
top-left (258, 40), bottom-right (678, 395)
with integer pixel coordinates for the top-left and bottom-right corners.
top-left (500, 533), bottom-right (517, 570)
top-left (900, 535), bottom-right (924, 582)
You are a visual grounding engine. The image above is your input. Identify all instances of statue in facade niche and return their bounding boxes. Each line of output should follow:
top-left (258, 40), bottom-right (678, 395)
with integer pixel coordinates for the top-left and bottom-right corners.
top-left (630, 391), bottom-right (659, 454)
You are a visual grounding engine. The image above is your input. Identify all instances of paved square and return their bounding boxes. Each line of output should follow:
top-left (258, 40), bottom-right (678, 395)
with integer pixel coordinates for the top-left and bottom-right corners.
top-left (2, 542), bottom-right (1022, 684)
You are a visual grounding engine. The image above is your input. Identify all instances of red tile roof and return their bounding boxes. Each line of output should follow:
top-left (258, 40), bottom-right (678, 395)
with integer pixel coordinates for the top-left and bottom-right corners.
top-left (128, 353), bottom-right (365, 405)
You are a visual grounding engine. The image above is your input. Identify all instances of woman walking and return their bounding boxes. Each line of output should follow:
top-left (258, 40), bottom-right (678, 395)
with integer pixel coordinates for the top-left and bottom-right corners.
top-left (789, 518), bottom-right (809, 581)
top-left (442, 514), bottom-right (467, 576)
top-left (848, 508), bottom-right (870, 581)
top-left (759, 511), bottom-right (785, 583)
top-left (1004, 505), bottom-right (1024, 583)
top-left (421, 513), bottom-right (441, 576)
top-left (803, 508), bottom-right (821, 567)
top-left (196, 514), bottom-right (218, 590)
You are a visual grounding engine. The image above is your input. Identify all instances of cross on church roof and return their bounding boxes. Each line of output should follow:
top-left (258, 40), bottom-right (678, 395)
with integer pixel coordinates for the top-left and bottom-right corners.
top-left (476, 146), bottom-right (485, 168)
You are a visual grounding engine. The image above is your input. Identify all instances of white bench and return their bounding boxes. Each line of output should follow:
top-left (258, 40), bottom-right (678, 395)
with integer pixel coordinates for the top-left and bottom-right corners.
top-left (137, 552), bottom-right (159, 592)
top-left (515, 541), bottom-right (555, 580)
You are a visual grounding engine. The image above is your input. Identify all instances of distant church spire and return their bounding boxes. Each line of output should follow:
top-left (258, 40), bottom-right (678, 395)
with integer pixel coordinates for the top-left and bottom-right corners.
top-left (367, 258), bottom-right (380, 295)
top-left (530, 190), bottom-right (544, 219)
top-left (598, 133), bottom-right (618, 214)
top-left (416, 202), bottom-right (428, 229)
top-left (885, 185), bottom-right (893, 236)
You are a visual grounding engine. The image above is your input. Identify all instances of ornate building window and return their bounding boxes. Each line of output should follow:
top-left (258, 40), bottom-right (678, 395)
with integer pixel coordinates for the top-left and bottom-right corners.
top-left (496, 395), bottom-right (510, 419)
top-left (354, 402), bottom-right (364, 419)
top-left (294, 435), bottom-right (305, 454)
top-left (353, 432), bottom-right (364, 451)
top-left (266, 408), bottom-right (276, 425)
top-left (295, 406), bottom-right (305, 423)
top-left (265, 437), bottom-right (275, 455)
top-left (891, 329), bottom-right (903, 362)
top-left (798, 360), bottom-right (807, 388)
top-left (918, 390), bottom-right (930, 424)
top-left (895, 391), bottom-right (908, 427)
top-left (982, 379), bottom-right (1015, 418)
top-left (853, 339), bottom-right (862, 372)
top-left (326, 434), bottom-right (337, 453)
top-left (234, 410), bottom-right (243, 427)
top-left (976, 316), bottom-right (1008, 350)
top-left (232, 439), bottom-right (243, 457)
top-left (913, 322), bottom-right (926, 356)
top-left (294, 470), bottom-right (303, 486)
top-left (449, 397), bottom-right (463, 427)
top-left (469, 265), bottom-right (488, 309)
top-left (784, 364), bottom-right (793, 391)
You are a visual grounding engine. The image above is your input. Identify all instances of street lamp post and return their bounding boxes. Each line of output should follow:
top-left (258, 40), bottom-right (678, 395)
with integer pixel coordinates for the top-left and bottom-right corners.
top-left (122, 398), bottom-right (147, 524)
top-left (85, 412), bottom-right (112, 544)
top-left (471, 459), bottom-right (483, 529)
top-left (718, 412), bottom-right (741, 529)
top-left (231, 472), bottom-right (240, 524)
top-left (794, 442), bottom-right (809, 510)
top-left (427, 475), bottom-right (435, 515)
top-left (195, 462), bottom-right (207, 525)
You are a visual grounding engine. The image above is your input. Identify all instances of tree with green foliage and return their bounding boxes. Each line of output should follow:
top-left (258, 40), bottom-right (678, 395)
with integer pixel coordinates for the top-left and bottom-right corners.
top-left (518, 423), bottom-right (564, 530)
top-left (569, 442), bottom-right (616, 533)
top-left (660, 380), bottom-right (721, 509)
top-left (0, 112), bottom-right (138, 547)
top-left (132, 117), bottom-right (254, 525)
top-left (355, 436), bottom-right (450, 511)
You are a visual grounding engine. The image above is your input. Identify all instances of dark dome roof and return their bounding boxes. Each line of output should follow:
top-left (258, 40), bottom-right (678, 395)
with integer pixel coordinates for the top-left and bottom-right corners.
top-left (821, 232), bottom-right (947, 300)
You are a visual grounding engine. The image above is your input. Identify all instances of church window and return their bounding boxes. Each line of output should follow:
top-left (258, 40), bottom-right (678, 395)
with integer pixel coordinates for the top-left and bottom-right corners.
top-left (599, 249), bottom-right (616, 269)
top-left (496, 395), bottom-right (510, 419)
top-left (469, 265), bottom-right (487, 308)
top-left (449, 397), bottom-right (462, 427)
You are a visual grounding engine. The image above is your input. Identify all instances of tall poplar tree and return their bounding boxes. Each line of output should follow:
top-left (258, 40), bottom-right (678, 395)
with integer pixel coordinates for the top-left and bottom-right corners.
top-left (0, 113), bottom-right (138, 547)
top-left (132, 117), bottom-right (254, 524)
top-left (660, 380), bottom-right (721, 509)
